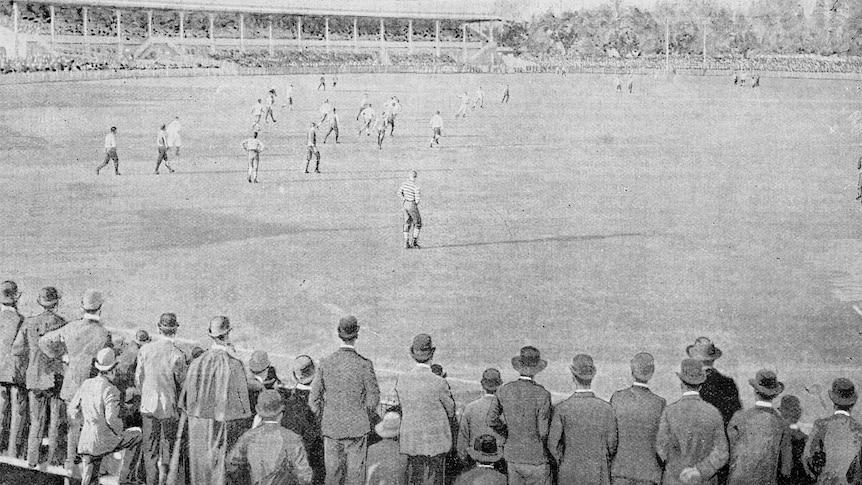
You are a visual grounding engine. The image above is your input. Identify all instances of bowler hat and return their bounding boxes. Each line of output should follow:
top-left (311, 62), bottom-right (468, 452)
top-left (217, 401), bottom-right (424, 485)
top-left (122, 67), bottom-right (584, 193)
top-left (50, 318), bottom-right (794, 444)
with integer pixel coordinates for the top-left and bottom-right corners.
top-left (208, 316), bottom-right (231, 337)
top-left (778, 395), bottom-right (802, 422)
top-left (0, 281), bottom-right (20, 305)
top-left (94, 348), bottom-right (118, 372)
top-left (81, 289), bottom-right (104, 312)
top-left (468, 434), bottom-right (503, 464)
top-left (480, 368), bottom-right (503, 393)
top-left (828, 378), bottom-right (857, 406)
top-left (677, 358), bottom-right (706, 386)
top-left (158, 313), bottom-right (179, 329)
top-left (631, 352), bottom-right (655, 382)
top-left (293, 355), bottom-right (316, 385)
top-left (374, 411), bottom-right (401, 439)
top-left (569, 354), bottom-right (596, 381)
top-left (431, 363), bottom-right (447, 378)
top-left (686, 337), bottom-right (723, 361)
top-left (512, 346), bottom-right (547, 376)
top-left (256, 389), bottom-right (285, 419)
top-left (749, 369), bottom-right (784, 397)
top-left (249, 350), bottom-right (271, 374)
top-left (410, 334), bottom-right (436, 362)
top-left (135, 329), bottom-right (151, 344)
top-left (37, 286), bottom-right (60, 307)
top-left (338, 315), bottom-right (359, 340)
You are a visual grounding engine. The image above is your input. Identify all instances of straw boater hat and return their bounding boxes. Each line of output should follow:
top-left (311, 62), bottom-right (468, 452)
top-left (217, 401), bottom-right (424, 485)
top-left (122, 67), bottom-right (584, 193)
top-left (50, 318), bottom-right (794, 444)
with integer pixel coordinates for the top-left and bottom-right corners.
top-left (569, 354), bottom-right (596, 381)
top-left (80, 289), bottom-right (104, 312)
top-left (208, 316), bottom-right (231, 338)
top-left (94, 348), bottom-right (118, 372)
top-left (749, 369), bottom-right (784, 398)
top-left (512, 346), bottom-right (547, 376)
top-left (293, 355), bottom-right (316, 386)
top-left (374, 411), bottom-right (401, 439)
top-left (677, 358), bottom-right (707, 386)
top-left (37, 287), bottom-right (60, 308)
top-left (686, 337), bottom-right (722, 362)
top-left (0, 281), bottom-right (20, 306)
top-left (256, 390), bottom-right (285, 419)
top-left (828, 378), bottom-right (858, 406)
top-left (410, 334), bottom-right (436, 362)
top-left (338, 316), bottom-right (360, 340)
top-left (468, 434), bottom-right (503, 464)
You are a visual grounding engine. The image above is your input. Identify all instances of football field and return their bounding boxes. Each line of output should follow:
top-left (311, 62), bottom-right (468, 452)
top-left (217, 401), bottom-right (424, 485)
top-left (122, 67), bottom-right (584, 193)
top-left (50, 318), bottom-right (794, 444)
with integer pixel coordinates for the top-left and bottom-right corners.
top-left (0, 71), bottom-right (860, 424)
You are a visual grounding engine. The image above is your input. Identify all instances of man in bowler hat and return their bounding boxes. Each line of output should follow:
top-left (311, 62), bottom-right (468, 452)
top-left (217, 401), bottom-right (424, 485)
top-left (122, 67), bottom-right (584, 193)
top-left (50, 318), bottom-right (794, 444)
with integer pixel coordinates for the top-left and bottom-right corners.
top-left (395, 334), bottom-right (456, 484)
top-left (458, 368), bottom-right (506, 471)
top-left (487, 346), bottom-right (553, 485)
top-left (656, 359), bottom-right (728, 485)
top-left (0, 280), bottom-right (26, 458)
top-left (548, 354), bottom-right (618, 485)
top-left (802, 378), bottom-right (862, 484)
top-left (310, 315), bottom-right (380, 485)
top-left (288, 355), bottom-right (325, 485)
top-left (686, 337), bottom-right (742, 427)
top-left (610, 352), bottom-right (667, 485)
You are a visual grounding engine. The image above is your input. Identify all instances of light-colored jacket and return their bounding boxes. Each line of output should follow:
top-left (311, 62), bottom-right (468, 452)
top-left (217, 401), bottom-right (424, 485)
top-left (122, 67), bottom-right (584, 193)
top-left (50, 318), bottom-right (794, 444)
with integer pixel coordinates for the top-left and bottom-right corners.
top-left (11, 309), bottom-right (67, 390)
top-left (0, 305), bottom-right (25, 384)
top-left (458, 394), bottom-right (506, 464)
top-left (135, 338), bottom-right (188, 419)
top-left (309, 346), bottom-right (380, 439)
top-left (395, 363), bottom-right (455, 457)
top-left (39, 316), bottom-right (112, 401)
top-left (69, 374), bottom-right (124, 456)
top-left (656, 393), bottom-right (729, 485)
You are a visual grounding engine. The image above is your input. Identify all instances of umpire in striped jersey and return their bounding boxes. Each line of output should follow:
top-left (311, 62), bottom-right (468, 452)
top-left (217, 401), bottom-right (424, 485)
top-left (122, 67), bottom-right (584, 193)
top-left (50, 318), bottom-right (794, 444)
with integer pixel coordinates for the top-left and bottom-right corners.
top-left (399, 171), bottom-right (422, 249)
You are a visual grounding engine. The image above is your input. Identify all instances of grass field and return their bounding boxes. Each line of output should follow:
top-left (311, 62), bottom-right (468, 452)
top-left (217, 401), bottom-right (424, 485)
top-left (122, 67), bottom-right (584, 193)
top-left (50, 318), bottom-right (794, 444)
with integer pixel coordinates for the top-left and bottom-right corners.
top-left (0, 71), bottom-right (860, 426)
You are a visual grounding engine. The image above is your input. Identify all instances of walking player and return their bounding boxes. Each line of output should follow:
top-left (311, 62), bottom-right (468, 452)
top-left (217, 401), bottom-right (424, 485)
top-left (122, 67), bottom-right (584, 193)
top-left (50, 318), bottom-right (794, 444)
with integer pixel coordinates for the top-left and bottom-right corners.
top-left (398, 171), bottom-right (422, 249)
top-left (323, 108), bottom-right (340, 144)
top-left (155, 125), bottom-right (175, 175)
top-left (430, 111), bottom-right (443, 148)
top-left (166, 117), bottom-right (182, 158)
top-left (359, 104), bottom-right (375, 136)
top-left (242, 132), bottom-right (264, 183)
top-left (264, 89), bottom-right (277, 123)
top-left (375, 111), bottom-right (388, 150)
top-left (97, 126), bottom-right (120, 175)
top-left (306, 122), bottom-right (320, 174)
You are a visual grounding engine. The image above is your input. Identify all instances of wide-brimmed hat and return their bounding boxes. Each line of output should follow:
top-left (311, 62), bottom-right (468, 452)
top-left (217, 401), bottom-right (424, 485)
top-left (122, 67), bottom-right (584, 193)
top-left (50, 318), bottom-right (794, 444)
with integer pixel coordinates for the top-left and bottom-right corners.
top-left (410, 334), bottom-right (436, 362)
top-left (135, 329), bottom-right (151, 344)
top-left (249, 350), bottom-right (271, 374)
top-left (569, 354), bottom-right (596, 381)
top-left (512, 346), bottom-right (547, 376)
top-left (0, 281), bottom-right (20, 305)
top-left (37, 286), bottom-right (60, 307)
top-left (375, 411), bottom-right (401, 439)
top-left (81, 289), bottom-right (104, 312)
top-left (677, 358), bottom-right (707, 386)
top-left (468, 435), bottom-right (503, 464)
top-left (778, 395), bottom-right (802, 422)
top-left (208, 316), bottom-right (231, 337)
top-left (293, 355), bottom-right (316, 385)
top-left (256, 389), bottom-right (285, 419)
top-left (94, 348), bottom-right (118, 372)
top-left (828, 378), bottom-right (858, 406)
top-left (481, 368), bottom-right (503, 393)
top-left (338, 315), bottom-right (360, 340)
top-left (686, 337), bottom-right (723, 362)
top-left (749, 369), bottom-right (784, 397)
top-left (631, 352), bottom-right (655, 382)
top-left (158, 313), bottom-right (179, 330)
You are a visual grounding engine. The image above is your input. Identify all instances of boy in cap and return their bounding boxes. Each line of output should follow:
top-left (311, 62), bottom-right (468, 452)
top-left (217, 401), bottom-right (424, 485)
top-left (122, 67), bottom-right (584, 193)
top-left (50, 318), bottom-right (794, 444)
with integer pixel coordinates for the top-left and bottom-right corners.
top-left (135, 312), bottom-right (188, 485)
top-left (726, 370), bottom-right (792, 485)
top-left (69, 348), bottom-right (143, 485)
top-left (180, 316), bottom-right (251, 485)
top-left (366, 411), bottom-right (408, 485)
top-left (487, 346), bottom-right (553, 485)
top-left (610, 352), bottom-right (666, 485)
top-left (226, 389), bottom-right (313, 485)
top-left (309, 315), bottom-right (380, 485)
top-left (0, 280), bottom-right (25, 458)
top-left (802, 378), bottom-right (862, 484)
top-left (395, 334), bottom-right (456, 485)
top-left (453, 435), bottom-right (507, 485)
top-left (458, 368), bottom-right (506, 471)
top-left (548, 354), bottom-right (618, 485)
top-left (656, 359), bottom-right (728, 485)
top-left (777, 395), bottom-right (815, 485)
top-left (12, 286), bottom-right (67, 466)
top-left (40, 288), bottom-right (113, 470)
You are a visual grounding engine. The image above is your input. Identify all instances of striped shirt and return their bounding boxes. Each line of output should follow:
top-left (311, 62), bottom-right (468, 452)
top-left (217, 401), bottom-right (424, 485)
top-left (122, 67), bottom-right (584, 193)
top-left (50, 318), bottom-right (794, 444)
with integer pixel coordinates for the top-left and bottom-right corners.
top-left (104, 133), bottom-right (116, 149)
top-left (399, 180), bottom-right (420, 203)
top-left (242, 138), bottom-right (264, 152)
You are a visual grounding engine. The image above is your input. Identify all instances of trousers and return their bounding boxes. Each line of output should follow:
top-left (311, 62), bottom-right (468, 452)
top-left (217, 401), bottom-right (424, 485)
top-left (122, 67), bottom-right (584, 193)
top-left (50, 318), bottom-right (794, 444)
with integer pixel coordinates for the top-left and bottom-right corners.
top-left (403, 201), bottom-right (422, 234)
top-left (80, 429), bottom-right (143, 485)
top-left (142, 414), bottom-right (179, 485)
top-left (0, 383), bottom-right (28, 457)
top-left (323, 434), bottom-right (367, 485)
top-left (27, 387), bottom-right (63, 466)
top-left (406, 453), bottom-right (446, 485)
top-left (187, 416), bottom-right (244, 485)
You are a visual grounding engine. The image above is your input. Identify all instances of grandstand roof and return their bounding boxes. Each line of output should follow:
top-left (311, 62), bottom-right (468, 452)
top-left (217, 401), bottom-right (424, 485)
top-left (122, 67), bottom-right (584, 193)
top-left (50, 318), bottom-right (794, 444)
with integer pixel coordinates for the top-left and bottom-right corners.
top-left (24, 0), bottom-right (506, 21)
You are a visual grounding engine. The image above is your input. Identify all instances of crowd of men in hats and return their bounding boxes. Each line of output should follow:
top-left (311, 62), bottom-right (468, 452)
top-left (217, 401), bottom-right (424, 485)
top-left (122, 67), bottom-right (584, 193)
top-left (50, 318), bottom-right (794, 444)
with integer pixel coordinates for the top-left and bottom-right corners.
top-left (0, 279), bottom-right (862, 485)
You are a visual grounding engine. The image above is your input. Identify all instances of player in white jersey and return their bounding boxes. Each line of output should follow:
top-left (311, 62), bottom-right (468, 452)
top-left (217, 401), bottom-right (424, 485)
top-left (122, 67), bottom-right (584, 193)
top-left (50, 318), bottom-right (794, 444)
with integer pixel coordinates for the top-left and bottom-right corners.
top-left (429, 111), bottom-right (443, 148)
top-left (264, 89), bottom-right (277, 123)
top-left (242, 132), bottom-right (265, 183)
top-left (388, 97), bottom-right (402, 136)
top-left (251, 99), bottom-right (263, 125)
top-left (356, 94), bottom-right (369, 120)
top-left (97, 126), bottom-right (120, 175)
top-left (473, 86), bottom-right (484, 108)
top-left (456, 92), bottom-right (469, 118)
top-left (319, 99), bottom-right (332, 125)
top-left (375, 111), bottom-right (388, 150)
top-left (323, 108), bottom-right (340, 144)
top-left (282, 84), bottom-right (294, 110)
top-left (155, 125), bottom-right (175, 174)
top-left (359, 104), bottom-right (375, 136)
top-left (166, 116), bottom-right (181, 157)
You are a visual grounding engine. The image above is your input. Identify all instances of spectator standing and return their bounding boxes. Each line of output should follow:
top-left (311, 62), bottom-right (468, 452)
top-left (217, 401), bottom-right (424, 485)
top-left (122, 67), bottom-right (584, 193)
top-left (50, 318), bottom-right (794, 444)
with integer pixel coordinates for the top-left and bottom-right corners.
top-left (287, 356), bottom-right (325, 485)
top-left (457, 368), bottom-right (506, 471)
top-left (395, 334), bottom-right (456, 485)
top-left (802, 378), bottom-right (862, 485)
top-left (309, 315), bottom-right (380, 485)
top-left (0, 281), bottom-right (26, 458)
top-left (69, 348), bottom-right (143, 485)
top-left (656, 359), bottom-right (729, 485)
top-left (226, 389), bottom-right (313, 485)
top-left (366, 411), bottom-right (408, 485)
top-left (12, 286), bottom-right (67, 467)
top-left (453, 435), bottom-right (507, 485)
top-left (726, 369), bottom-right (792, 485)
top-left (548, 354), bottom-right (618, 485)
top-left (179, 316), bottom-right (252, 485)
top-left (487, 346), bottom-right (553, 485)
top-left (40, 288), bottom-right (113, 470)
top-left (97, 126), bottom-right (120, 175)
top-left (135, 313), bottom-right (188, 485)
top-left (777, 395), bottom-right (814, 485)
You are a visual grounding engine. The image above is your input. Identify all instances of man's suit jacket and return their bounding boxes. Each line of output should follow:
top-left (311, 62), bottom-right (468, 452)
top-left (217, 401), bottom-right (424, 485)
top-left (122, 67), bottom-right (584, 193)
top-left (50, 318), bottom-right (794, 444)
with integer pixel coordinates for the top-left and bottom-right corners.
top-left (366, 438), bottom-right (408, 485)
top-left (0, 305), bottom-right (25, 385)
top-left (726, 406), bottom-right (792, 485)
top-left (309, 346), bottom-right (380, 439)
top-left (395, 363), bottom-right (455, 457)
top-left (782, 426), bottom-right (815, 485)
top-left (69, 374), bottom-right (125, 456)
top-left (180, 343), bottom-right (251, 422)
top-left (453, 465), bottom-right (508, 485)
top-left (802, 412), bottom-right (862, 485)
top-left (700, 368), bottom-right (742, 427)
top-left (40, 316), bottom-right (112, 401)
top-left (458, 394), bottom-right (506, 465)
top-left (135, 338), bottom-right (188, 420)
top-left (548, 391), bottom-right (618, 485)
top-left (610, 385), bottom-right (667, 484)
top-left (656, 393), bottom-right (729, 485)
top-left (486, 377), bottom-right (552, 465)
top-left (11, 309), bottom-right (66, 391)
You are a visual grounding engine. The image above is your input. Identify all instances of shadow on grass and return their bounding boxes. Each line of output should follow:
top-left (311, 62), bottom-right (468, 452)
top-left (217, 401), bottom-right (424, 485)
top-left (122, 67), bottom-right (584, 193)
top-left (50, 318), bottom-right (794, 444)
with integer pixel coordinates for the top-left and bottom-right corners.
top-left (429, 232), bottom-right (645, 249)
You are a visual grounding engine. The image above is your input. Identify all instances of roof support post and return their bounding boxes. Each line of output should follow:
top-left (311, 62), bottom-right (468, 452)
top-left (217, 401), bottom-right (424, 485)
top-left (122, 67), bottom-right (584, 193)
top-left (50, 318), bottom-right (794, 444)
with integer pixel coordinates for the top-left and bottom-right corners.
top-left (407, 19), bottom-right (413, 55)
top-left (435, 19), bottom-right (440, 58)
top-left (239, 13), bottom-right (244, 53)
top-left (209, 13), bottom-right (215, 54)
top-left (325, 17), bottom-right (329, 53)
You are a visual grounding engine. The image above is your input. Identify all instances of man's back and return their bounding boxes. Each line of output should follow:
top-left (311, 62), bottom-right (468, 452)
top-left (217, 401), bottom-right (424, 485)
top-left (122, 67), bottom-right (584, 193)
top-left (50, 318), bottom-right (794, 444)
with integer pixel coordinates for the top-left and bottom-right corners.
top-left (226, 422), bottom-right (313, 485)
top-left (309, 347), bottom-right (379, 439)
top-left (701, 368), bottom-right (742, 426)
top-left (487, 378), bottom-right (551, 465)
top-left (549, 392), bottom-right (618, 485)
top-left (40, 318), bottom-right (111, 401)
top-left (181, 345), bottom-right (251, 422)
top-left (72, 374), bottom-right (123, 456)
top-left (610, 385), bottom-right (666, 483)
top-left (14, 310), bottom-right (66, 390)
top-left (804, 413), bottom-right (862, 485)
top-left (396, 364), bottom-right (455, 457)
top-left (657, 394), bottom-right (729, 485)
top-left (458, 395), bottom-right (506, 463)
top-left (136, 338), bottom-right (187, 419)
top-left (727, 406), bottom-right (791, 485)
top-left (0, 306), bottom-right (24, 384)
top-left (453, 466), bottom-right (507, 485)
